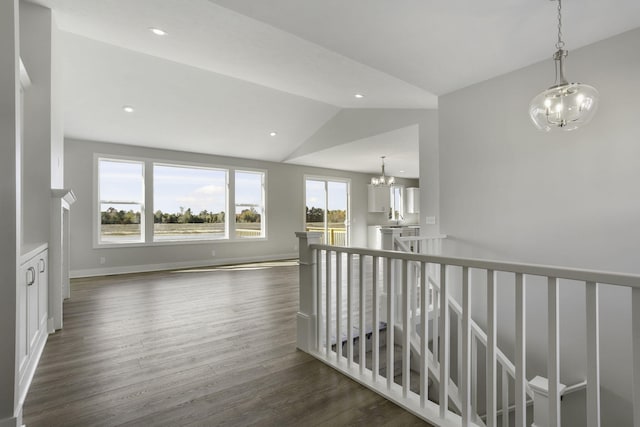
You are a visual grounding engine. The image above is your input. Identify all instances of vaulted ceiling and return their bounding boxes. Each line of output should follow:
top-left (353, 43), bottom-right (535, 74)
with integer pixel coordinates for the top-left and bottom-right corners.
top-left (33, 0), bottom-right (640, 177)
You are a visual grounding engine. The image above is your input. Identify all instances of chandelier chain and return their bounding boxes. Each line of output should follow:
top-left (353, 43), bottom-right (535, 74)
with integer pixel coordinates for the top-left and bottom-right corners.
top-left (555, 0), bottom-right (565, 50)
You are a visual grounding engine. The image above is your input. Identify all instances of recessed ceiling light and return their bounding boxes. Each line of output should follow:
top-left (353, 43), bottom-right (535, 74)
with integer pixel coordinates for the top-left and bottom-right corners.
top-left (123, 105), bottom-right (135, 113)
top-left (149, 27), bottom-right (167, 36)
top-left (354, 93), bottom-right (365, 99)
top-left (399, 170), bottom-right (405, 173)
top-left (269, 131), bottom-right (278, 137)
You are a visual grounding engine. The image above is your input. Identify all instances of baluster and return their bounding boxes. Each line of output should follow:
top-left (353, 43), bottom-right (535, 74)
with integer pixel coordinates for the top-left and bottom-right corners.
top-left (347, 254), bottom-right (353, 366)
top-left (359, 254), bottom-right (366, 375)
top-left (472, 333), bottom-right (478, 418)
top-left (439, 264), bottom-right (449, 418)
top-left (326, 250), bottom-right (332, 358)
top-left (502, 365), bottom-right (509, 427)
top-left (336, 252), bottom-right (342, 362)
top-left (487, 269), bottom-right (497, 427)
top-left (433, 286), bottom-right (439, 365)
top-left (461, 266), bottom-right (472, 426)
top-left (402, 260), bottom-right (410, 397)
top-left (372, 256), bottom-right (380, 381)
top-left (458, 308), bottom-right (462, 393)
top-left (420, 262), bottom-right (429, 408)
top-left (515, 273), bottom-right (527, 427)
top-left (316, 249), bottom-right (323, 351)
top-left (586, 281), bottom-right (601, 427)
top-left (548, 277), bottom-right (560, 427)
top-left (387, 257), bottom-right (395, 390)
top-left (411, 262), bottom-right (418, 333)
top-left (632, 288), bottom-right (640, 427)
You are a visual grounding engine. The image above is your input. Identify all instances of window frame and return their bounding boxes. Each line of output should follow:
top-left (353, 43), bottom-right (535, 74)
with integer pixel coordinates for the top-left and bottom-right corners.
top-left (389, 184), bottom-right (405, 222)
top-left (152, 162), bottom-right (229, 243)
top-left (94, 155), bottom-right (146, 247)
top-left (303, 175), bottom-right (351, 247)
top-left (234, 169), bottom-right (267, 240)
top-left (94, 154), bottom-right (268, 248)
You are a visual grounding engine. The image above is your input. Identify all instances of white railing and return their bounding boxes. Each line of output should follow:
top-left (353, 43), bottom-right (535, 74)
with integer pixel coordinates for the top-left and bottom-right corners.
top-left (305, 226), bottom-right (347, 246)
top-left (395, 235), bottom-right (529, 426)
top-left (295, 232), bottom-right (640, 427)
top-left (394, 234), bottom-right (447, 255)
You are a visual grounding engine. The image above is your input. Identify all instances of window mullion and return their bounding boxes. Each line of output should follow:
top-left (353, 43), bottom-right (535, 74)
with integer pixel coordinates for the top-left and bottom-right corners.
top-left (228, 169), bottom-right (235, 239)
top-left (144, 160), bottom-right (153, 243)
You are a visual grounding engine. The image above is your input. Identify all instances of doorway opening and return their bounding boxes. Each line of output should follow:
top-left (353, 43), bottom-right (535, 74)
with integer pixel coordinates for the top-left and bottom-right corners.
top-left (304, 177), bottom-right (350, 247)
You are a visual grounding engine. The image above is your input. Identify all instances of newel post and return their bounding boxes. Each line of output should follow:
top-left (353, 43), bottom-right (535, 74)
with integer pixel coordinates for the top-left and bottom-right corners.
top-left (296, 232), bottom-right (322, 353)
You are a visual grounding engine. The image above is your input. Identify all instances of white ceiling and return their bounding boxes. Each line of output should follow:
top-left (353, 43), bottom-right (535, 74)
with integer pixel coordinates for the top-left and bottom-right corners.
top-left (289, 125), bottom-right (420, 178)
top-left (33, 0), bottom-right (640, 176)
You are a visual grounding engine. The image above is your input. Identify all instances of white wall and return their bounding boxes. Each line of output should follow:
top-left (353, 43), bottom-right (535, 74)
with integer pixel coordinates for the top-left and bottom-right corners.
top-left (50, 17), bottom-right (63, 189)
top-left (438, 28), bottom-right (640, 426)
top-left (417, 111), bottom-right (439, 234)
top-left (20, 2), bottom-right (54, 249)
top-left (0, 1), bottom-right (19, 424)
top-left (66, 138), bottom-right (376, 276)
top-left (288, 108), bottom-right (437, 231)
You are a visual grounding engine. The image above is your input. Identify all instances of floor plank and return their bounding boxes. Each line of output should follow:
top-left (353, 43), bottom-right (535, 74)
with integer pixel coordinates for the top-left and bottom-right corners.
top-left (22, 262), bottom-right (430, 426)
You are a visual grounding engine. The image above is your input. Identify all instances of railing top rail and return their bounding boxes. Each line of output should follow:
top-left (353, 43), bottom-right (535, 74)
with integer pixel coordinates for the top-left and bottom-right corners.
top-left (395, 234), bottom-right (448, 242)
top-left (310, 244), bottom-right (640, 289)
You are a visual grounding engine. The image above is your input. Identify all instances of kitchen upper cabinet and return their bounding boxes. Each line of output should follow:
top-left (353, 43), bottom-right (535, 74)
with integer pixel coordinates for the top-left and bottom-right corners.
top-left (368, 184), bottom-right (390, 213)
top-left (406, 187), bottom-right (420, 214)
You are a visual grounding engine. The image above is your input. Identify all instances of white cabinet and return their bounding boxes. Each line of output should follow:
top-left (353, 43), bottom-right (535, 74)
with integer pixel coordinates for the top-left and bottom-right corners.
top-left (368, 184), bottom-right (390, 213)
top-left (406, 187), bottom-right (420, 213)
top-left (17, 245), bottom-right (48, 405)
top-left (367, 225), bottom-right (382, 249)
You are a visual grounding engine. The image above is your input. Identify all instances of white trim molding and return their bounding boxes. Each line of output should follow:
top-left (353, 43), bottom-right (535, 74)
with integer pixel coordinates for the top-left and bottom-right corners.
top-left (70, 252), bottom-right (298, 278)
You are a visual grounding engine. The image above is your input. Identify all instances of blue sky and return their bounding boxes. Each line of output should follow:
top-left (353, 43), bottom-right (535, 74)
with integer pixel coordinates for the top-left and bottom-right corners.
top-left (99, 160), bottom-right (263, 214)
top-left (99, 160), bottom-right (348, 215)
top-left (305, 179), bottom-right (348, 211)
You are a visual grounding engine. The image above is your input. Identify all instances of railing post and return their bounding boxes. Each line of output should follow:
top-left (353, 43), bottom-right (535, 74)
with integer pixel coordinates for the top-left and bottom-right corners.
top-left (461, 267), bottom-right (472, 426)
top-left (548, 277), bottom-right (561, 427)
top-left (347, 254), bottom-right (354, 366)
top-left (420, 262), bottom-right (429, 408)
top-left (402, 260), bottom-right (410, 398)
top-left (372, 256), bottom-right (380, 380)
top-left (515, 273), bottom-right (527, 427)
top-left (360, 255), bottom-right (366, 375)
top-left (487, 270), bottom-right (497, 427)
top-left (296, 232), bottom-right (322, 353)
top-left (386, 257), bottom-right (395, 390)
top-left (501, 365), bottom-right (509, 427)
top-left (439, 264), bottom-right (449, 418)
top-left (633, 287), bottom-right (640, 427)
top-left (586, 281), bottom-right (601, 427)
top-left (336, 251), bottom-right (343, 362)
top-left (529, 376), bottom-right (566, 427)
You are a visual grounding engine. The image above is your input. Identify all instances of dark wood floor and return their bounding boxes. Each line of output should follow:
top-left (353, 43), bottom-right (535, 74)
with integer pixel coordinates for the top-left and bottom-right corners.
top-left (23, 261), bottom-right (430, 426)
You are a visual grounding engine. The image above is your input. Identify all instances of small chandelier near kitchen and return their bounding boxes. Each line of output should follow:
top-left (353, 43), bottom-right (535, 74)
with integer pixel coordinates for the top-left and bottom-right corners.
top-left (370, 156), bottom-right (395, 186)
top-left (529, 0), bottom-right (598, 131)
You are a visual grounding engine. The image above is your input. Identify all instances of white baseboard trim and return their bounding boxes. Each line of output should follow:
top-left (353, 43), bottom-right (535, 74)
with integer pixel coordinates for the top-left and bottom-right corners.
top-left (17, 328), bottom-right (48, 413)
top-left (70, 252), bottom-right (298, 278)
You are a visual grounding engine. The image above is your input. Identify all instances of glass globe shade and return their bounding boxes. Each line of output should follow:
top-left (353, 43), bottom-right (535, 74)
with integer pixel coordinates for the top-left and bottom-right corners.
top-left (529, 83), bottom-right (599, 131)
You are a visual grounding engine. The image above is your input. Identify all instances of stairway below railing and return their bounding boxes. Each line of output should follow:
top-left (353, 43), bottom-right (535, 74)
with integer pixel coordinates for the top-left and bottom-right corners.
top-left (295, 232), bottom-right (640, 427)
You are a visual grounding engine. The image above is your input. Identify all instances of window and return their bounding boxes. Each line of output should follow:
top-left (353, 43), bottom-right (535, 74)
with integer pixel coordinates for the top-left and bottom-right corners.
top-left (96, 156), bottom-right (267, 245)
top-left (153, 164), bottom-right (227, 241)
top-left (235, 170), bottom-right (265, 238)
top-left (98, 158), bottom-right (144, 244)
top-left (390, 185), bottom-right (404, 222)
top-left (305, 177), bottom-right (349, 247)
